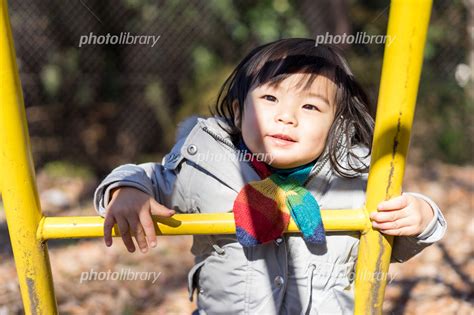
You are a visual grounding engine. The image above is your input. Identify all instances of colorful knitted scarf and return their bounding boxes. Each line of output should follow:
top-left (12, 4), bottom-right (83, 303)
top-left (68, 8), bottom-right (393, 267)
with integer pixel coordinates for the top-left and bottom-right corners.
top-left (233, 138), bottom-right (326, 247)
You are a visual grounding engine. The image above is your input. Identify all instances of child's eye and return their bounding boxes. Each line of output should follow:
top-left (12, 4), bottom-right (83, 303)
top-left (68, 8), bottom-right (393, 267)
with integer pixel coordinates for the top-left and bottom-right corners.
top-left (302, 104), bottom-right (319, 111)
top-left (262, 95), bottom-right (277, 102)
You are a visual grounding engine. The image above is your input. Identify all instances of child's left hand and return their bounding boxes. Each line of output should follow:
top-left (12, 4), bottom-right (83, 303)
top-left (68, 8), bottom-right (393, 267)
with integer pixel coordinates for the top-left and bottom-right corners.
top-left (370, 193), bottom-right (434, 237)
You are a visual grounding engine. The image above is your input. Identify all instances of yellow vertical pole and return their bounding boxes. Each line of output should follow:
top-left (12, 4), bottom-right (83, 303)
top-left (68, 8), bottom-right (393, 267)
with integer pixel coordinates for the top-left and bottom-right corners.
top-left (0, 0), bottom-right (58, 313)
top-left (354, 0), bottom-right (432, 313)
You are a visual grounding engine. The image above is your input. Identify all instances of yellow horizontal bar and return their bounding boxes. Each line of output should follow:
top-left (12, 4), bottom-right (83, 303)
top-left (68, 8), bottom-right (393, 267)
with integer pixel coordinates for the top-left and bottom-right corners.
top-left (38, 209), bottom-right (369, 240)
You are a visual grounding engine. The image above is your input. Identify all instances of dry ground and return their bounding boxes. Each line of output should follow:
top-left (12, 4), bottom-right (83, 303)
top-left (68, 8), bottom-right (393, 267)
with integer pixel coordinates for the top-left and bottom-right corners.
top-left (0, 162), bottom-right (472, 314)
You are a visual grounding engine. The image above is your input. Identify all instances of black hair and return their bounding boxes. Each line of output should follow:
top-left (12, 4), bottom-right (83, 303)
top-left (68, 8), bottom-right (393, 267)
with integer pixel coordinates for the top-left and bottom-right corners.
top-left (210, 38), bottom-right (374, 178)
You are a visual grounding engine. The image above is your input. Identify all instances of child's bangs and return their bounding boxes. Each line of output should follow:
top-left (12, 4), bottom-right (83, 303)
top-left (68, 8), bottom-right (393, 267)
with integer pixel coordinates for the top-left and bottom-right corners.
top-left (251, 55), bottom-right (339, 92)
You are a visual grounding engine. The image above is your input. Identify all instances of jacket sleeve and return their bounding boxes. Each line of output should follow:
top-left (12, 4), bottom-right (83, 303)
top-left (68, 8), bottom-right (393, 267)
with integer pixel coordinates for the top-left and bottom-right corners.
top-left (93, 153), bottom-right (190, 217)
top-left (390, 192), bottom-right (447, 263)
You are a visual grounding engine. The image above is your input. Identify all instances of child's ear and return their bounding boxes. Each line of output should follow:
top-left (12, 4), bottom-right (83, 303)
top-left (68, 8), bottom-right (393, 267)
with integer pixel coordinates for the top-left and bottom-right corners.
top-left (232, 101), bottom-right (241, 129)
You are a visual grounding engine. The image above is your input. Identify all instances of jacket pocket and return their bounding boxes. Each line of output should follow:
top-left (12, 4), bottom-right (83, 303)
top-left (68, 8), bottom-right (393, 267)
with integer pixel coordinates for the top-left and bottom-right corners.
top-left (188, 260), bottom-right (206, 302)
top-left (194, 241), bottom-right (249, 314)
top-left (305, 261), bottom-right (354, 314)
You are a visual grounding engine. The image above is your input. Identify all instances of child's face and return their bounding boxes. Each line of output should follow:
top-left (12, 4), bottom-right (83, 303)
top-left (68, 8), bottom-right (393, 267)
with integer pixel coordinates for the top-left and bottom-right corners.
top-left (235, 73), bottom-right (337, 168)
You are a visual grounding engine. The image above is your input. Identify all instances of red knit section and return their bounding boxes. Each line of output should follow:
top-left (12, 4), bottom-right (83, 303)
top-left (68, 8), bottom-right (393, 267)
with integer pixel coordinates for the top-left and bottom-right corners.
top-left (233, 185), bottom-right (290, 243)
top-left (250, 158), bottom-right (272, 179)
top-left (235, 185), bottom-right (279, 220)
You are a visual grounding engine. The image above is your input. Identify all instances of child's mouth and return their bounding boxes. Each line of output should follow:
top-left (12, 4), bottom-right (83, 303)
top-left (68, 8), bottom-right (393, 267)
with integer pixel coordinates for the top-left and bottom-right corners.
top-left (268, 134), bottom-right (297, 146)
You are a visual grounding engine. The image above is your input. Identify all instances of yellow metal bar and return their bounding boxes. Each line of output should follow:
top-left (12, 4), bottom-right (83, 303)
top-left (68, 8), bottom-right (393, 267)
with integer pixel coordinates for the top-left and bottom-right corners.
top-left (39, 209), bottom-right (369, 240)
top-left (0, 1), bottom-right (58, 314)
top-left (354, 0), bottom-right (432, 313)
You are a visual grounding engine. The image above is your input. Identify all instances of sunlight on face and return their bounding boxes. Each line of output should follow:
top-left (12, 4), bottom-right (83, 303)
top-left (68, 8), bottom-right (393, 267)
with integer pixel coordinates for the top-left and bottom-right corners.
top-left (234, 73), bottom-right (337, 168)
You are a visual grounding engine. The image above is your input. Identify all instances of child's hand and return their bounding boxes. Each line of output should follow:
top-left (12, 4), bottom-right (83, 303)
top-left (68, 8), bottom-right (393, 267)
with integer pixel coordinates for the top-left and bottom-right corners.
top-left (369, 193), bottom-right (434, 237)
top-left (103, 187), bottom-right (175, 253)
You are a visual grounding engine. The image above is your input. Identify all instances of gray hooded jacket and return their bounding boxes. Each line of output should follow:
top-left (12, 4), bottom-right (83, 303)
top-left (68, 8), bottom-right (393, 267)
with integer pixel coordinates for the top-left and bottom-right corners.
top-left (94, 116), bottom-right (447, 315)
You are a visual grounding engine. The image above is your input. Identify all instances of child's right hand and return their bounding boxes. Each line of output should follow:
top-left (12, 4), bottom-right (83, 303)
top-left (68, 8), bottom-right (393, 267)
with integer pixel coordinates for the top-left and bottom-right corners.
top-left (103, 187), bottom-right (175, 253)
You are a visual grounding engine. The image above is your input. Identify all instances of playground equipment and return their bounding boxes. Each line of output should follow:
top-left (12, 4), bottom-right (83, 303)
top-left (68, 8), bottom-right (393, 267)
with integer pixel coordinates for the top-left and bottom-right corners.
top-left (0, 0), bottom-right (433, 313)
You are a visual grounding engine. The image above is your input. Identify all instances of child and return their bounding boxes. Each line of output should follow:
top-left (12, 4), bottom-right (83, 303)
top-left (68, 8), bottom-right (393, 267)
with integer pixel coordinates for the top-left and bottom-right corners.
top-left (94, 38), bottom-right (446, 314)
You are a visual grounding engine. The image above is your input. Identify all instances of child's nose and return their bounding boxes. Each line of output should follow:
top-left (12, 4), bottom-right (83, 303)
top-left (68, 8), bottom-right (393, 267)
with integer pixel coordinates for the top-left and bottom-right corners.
top-left (275, 109), bottom-right (297, 126)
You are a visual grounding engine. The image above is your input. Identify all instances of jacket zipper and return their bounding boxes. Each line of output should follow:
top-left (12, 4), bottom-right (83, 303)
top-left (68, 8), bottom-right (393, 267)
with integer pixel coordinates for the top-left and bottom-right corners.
top-left (202, 126), bottom-right (263, 176)
top-left (202, 126), bottom-right (236, 150)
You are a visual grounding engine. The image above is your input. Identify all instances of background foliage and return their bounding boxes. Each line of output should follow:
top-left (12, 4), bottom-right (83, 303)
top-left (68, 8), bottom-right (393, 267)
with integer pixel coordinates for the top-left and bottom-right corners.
top-left (8, 0), bottom-right (472, 177)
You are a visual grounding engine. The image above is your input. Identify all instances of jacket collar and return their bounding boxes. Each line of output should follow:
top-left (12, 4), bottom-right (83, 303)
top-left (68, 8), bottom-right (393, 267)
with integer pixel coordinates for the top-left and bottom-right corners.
top-left (178, 116), bottom-right (259, 192)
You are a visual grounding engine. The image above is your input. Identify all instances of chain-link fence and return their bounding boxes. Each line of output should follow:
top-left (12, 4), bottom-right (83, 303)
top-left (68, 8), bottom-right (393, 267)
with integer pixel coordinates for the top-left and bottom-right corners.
top-left (7, 0), bottom-right (472, 177)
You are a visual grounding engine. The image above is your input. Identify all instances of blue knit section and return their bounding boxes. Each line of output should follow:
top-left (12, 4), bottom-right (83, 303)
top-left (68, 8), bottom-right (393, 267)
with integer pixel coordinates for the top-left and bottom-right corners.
top-left (287, 166), bottom-right (312, 184)
top-left (288, 190), bottom-right (326, 244)
top-left (306, 226), bottom-right (327, 244)
top-left (236, 226), bottom-right (260, 247)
